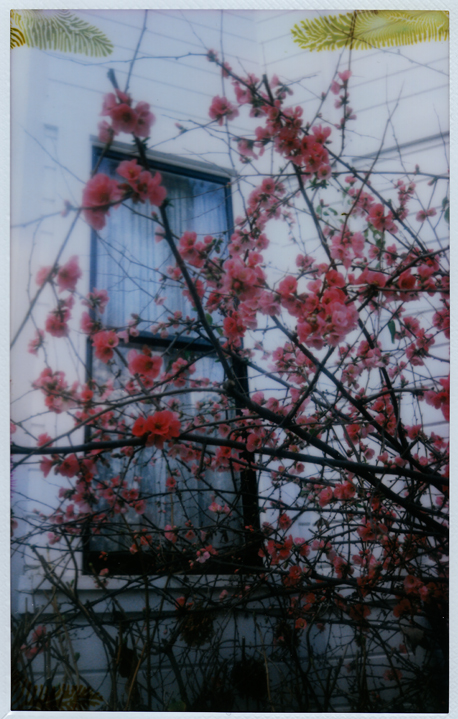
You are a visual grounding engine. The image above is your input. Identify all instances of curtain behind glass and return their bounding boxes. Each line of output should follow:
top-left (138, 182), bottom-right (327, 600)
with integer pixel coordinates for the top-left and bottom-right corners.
top-left (96, 156), bottom-right (229, 332)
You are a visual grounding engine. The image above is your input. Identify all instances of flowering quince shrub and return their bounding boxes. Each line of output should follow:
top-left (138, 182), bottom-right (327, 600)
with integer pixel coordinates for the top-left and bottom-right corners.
top-left (11, 50), bottom-right (449, 714)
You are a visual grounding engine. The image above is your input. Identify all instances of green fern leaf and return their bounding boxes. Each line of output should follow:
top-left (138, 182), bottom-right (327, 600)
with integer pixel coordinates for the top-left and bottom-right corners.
top-left (291, 10), bottom-right (449, 52)
top-left (12, 10), bottom-right (113, 57)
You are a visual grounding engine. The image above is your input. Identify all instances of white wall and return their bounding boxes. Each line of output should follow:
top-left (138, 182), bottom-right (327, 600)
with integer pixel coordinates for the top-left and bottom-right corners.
top-left (10, 9), bottom-right (449, 709)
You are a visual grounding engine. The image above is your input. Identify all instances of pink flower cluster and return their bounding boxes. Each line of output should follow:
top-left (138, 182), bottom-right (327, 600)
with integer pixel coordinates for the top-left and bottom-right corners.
top-left (36, 256), bottom-right (82, 293)
top-left (83, 288), bottom-right (110, 314)
top-left (424, 376), bottom-right (450, 421)
top-left (132, 410), bottom-right (181, 449)
top-left (330, 229), bottom-right (365, 269)
top-left (99, 89), bottom-right (155, 141)
top-left (28, 329), bottom-right (45, 355)
top-left (208, 95), bottom-right (239, 125)
top-left (92, 330), bottom-right (119, 363)
top-left (56, 256), bottom-right (82, 292)
top-left (45, 296), bottom-right (74, 338)
top-left (178, 231), bottom-right (213, 268)
top-left (117, 159), bottom-right (166, 207)
top-left (82, 173), bottom-right (123, 231)
top-left (21, 625), bottom-right (48, 659)
top-left (416, 207), bottom-right (437, 223)
top-left (33, 368), bottom-right (78, 414)
top-left (127, 348), bottom-right (162, 384)
top-left (261, 109), bottom-right (332, 179)
top-left (98, 475), bottom-right (146, 516)
top-left (297, 271), bottom-right (359, 349)
top-left (367, 204), bottom-right (398, 234)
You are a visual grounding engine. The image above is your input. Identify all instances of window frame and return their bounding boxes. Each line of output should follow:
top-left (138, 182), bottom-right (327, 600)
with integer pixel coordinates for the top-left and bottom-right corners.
top-left (83, 142), bottom-right (262, 576)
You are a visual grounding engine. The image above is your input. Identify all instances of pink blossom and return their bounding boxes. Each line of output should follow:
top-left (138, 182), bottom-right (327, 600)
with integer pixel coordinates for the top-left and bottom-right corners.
top-left (284, 565), bottom-right (302, 586)
top-left (92, 330), bottom-right (119, 363)
top-left (278, 513), bottom-right (292, 530)
top-left (318, 487), bottom-right (333, 507)
top-left (37, 433), bottom-right (53, 447)
top-left (45, 298), bottom-right (73, 337)
top-left (40, 456), bottom-right (55, 478)
top-left (209, 96), bottom-right (239, 125)
top-left (164, 524), bottom-right (178, 543)
top-left (333, 482), bottom-right (355, 501)
top-left (416, 207), bottom-right (437, 222)
top-left (237, 138), bottom-right (258, 160)
top-left (148, 173), bottom-right (167, 207)
top-left (384, 669), bottom-right (402, 682)
top-left (278, 275), bottom-right (297, 298)
top-left (127, 349), bottom-right (162, 380)
top-left (246, 431), bottom-right (265, 452)
top-left (134, 500), bottom-right (146, 514)
top-left (338, 70), bottom-right (352, 82)
top-left (98, 120), bottom-right (113, 143)
top-left (28, 330), bottom-right (45, 355)
top-left (36, 265), bottom-right (54, 287)
top-left (133, 101), bottom-right (155, 137)
top-left (82, 173), bottom-right (123, 230)
top-left (404, 575), bottom-right (423, 594)
top-left (83, 288), bottom-right (110, 314)
top-left (424, 376), bottom-right (449, 421)
top-left (80, 312), bottom-right (99, 336)
top-left (196, 544), bottom-right (217, 563)
top-left (101, 92), bottom-right (117, 116)
top-left (57, 256), bottom-right (82, 293)
top-left (22, 625), bottom-right (48, 659)
top-left (132, 410), bottom-right (181, 449)
top-left (368, 204), bottom-right (397, 233)
top-left (55, 454), bottom-right (79, 478)
top-left (117, 158), bottom-right (143, 183)
top-left (33, 368), bottom-right (77, 414)
top-left (166, 476), bottom-right (177, 492)
top-left (330, 80), bottom-right (341, 95)
top-left (110, 103), bottom-right (138, 134)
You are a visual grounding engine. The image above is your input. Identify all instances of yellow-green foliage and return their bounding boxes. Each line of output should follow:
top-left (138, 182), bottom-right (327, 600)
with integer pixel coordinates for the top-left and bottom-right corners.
top-left (11, 10), bottom-right (113, 56)
top-left (291, 10), bottom-right (449, 52)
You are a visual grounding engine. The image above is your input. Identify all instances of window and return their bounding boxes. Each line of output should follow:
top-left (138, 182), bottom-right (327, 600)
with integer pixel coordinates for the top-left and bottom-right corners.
top-left (84, 144), bottom-right (261, 575)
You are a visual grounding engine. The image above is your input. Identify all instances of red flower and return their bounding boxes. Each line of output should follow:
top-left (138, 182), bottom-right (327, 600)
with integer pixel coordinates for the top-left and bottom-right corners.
top-left (127, 349), bottom-right (162, 380)
top-left (318, 487), bottom-right (333, 507)
top-left (55, 454), bottom-right (79, 478)
top-left (132, 410), bottom-right (181, 449)
top-left (92, 330), bottom-right (119, 363)
top-left (278, 513), bottom-right (292, 530)
top-left (284, 565), bottom-right (302, 587)
top-left (166, 476), bottom-right (177, 492)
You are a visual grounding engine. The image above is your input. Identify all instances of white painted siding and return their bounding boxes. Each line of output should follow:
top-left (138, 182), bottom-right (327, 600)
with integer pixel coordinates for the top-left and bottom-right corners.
top-left (11, 9), bottom-right (449, 711)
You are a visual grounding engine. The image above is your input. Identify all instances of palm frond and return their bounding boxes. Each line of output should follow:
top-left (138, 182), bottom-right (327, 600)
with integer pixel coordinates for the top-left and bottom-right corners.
top-left (11, 10), bottom-right (113, 57)
top-left (10, 10), bottom-right (26, 49)
top-left (291, 10), bottom-right (449, 52)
